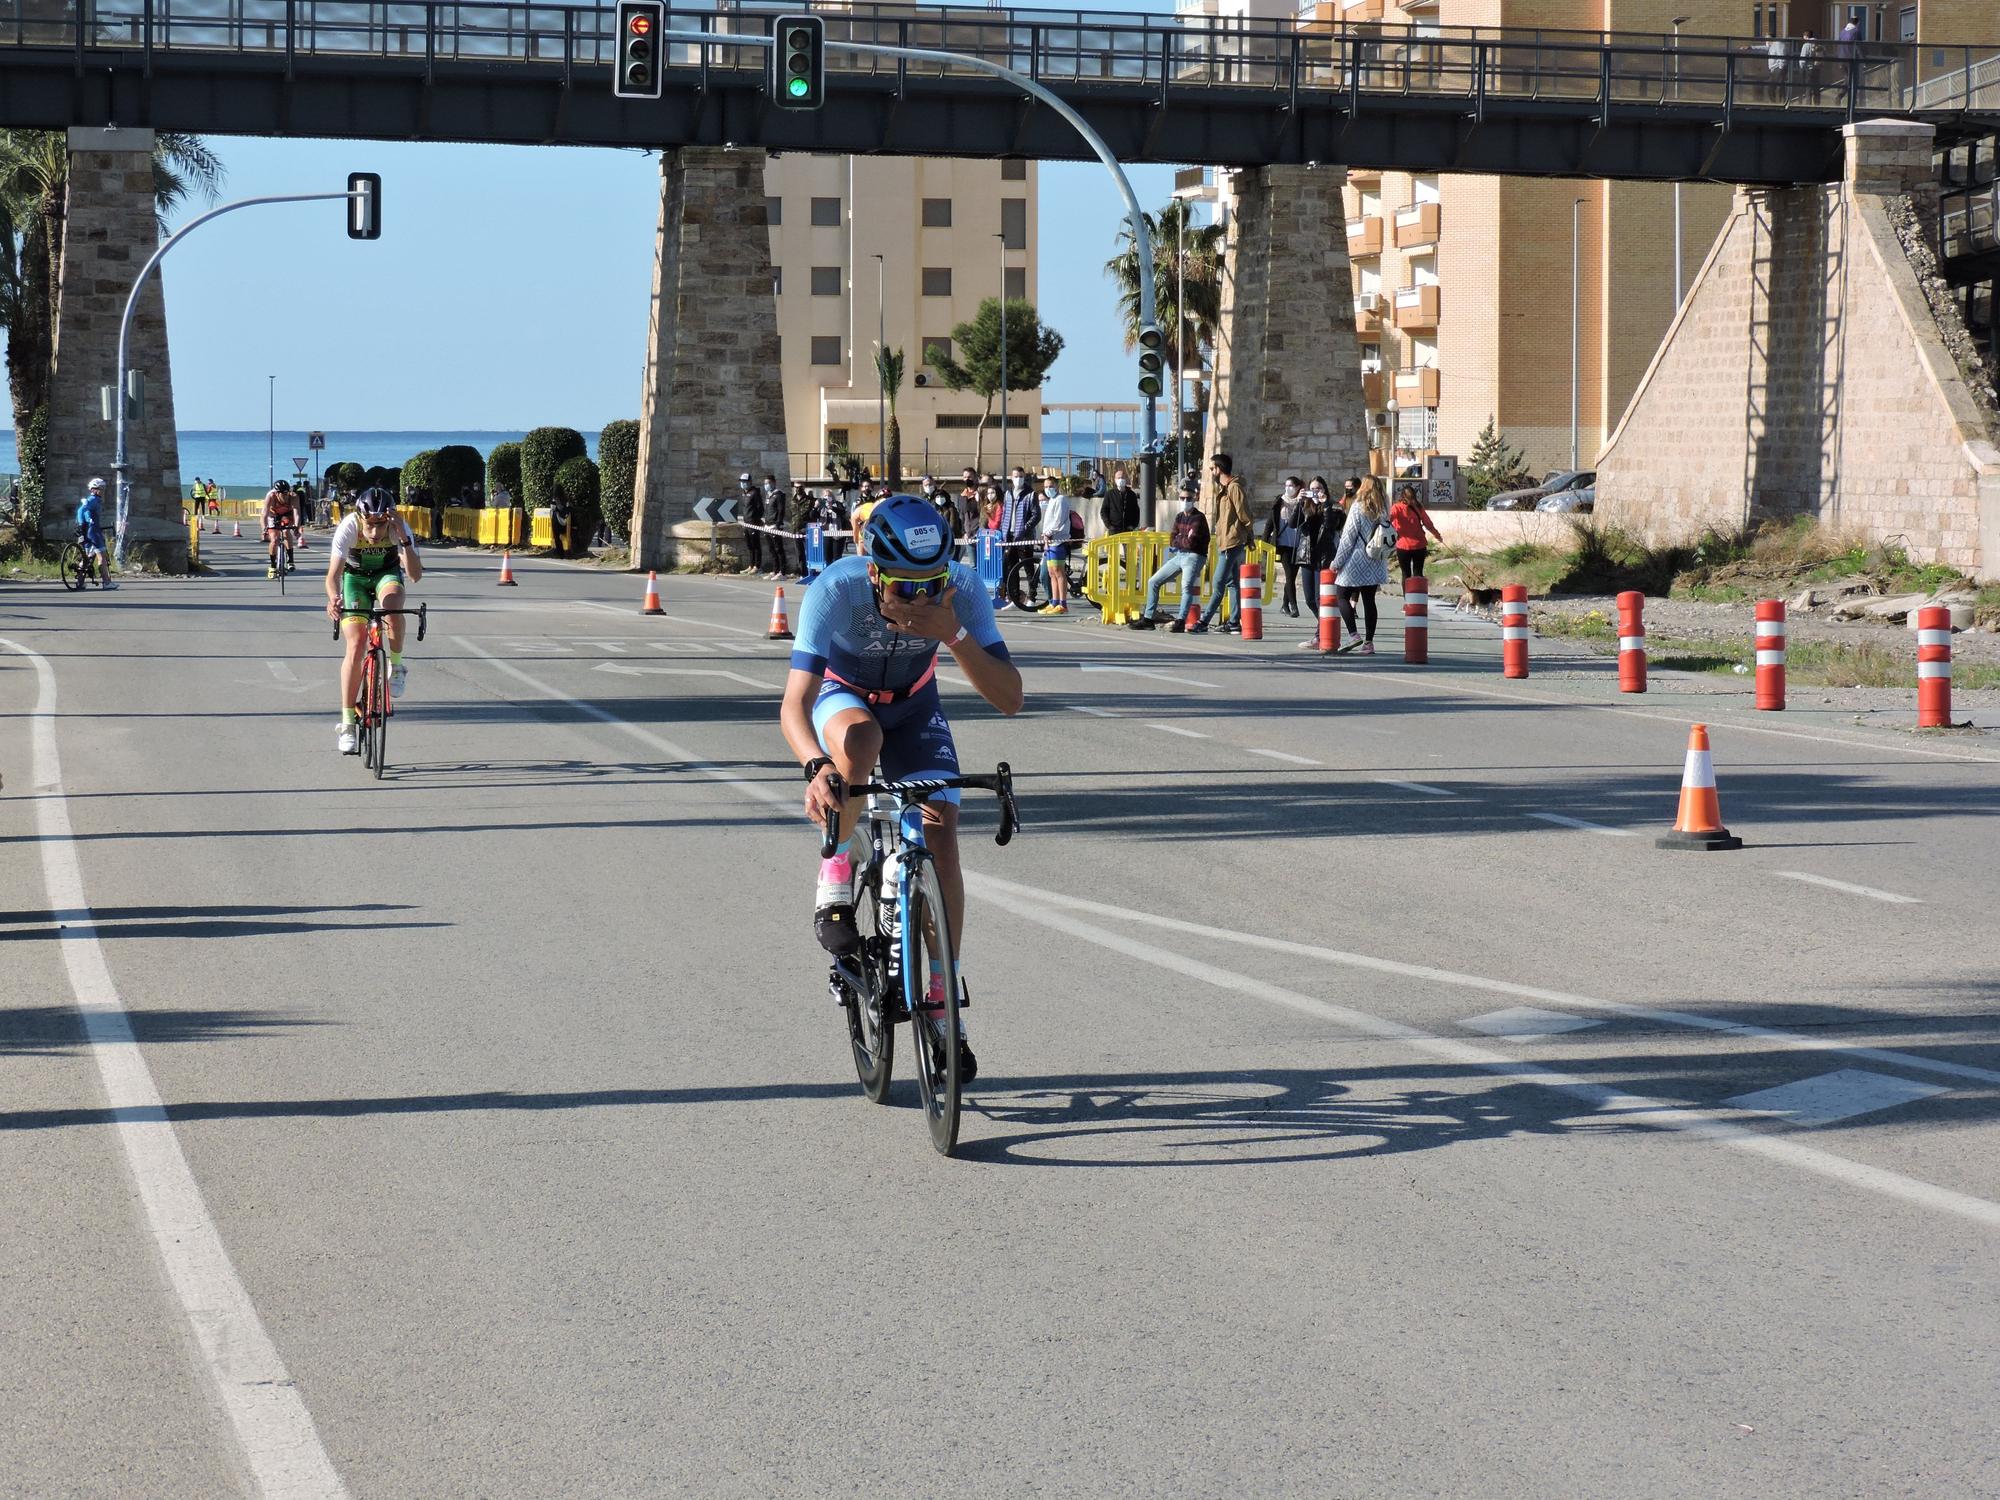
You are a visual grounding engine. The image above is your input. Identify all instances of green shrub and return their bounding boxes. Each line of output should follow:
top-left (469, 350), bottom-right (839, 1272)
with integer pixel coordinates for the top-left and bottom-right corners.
top-left (432, 444), bottom-right (484, 504)
top-left (16, 403), bottom-right (47, 542)
top-left (362, 465), bottom-right (401, 498)
top-left (399, 449), bottom-right (439, 503)
top-left (487, 442), bottom-right (523, 505)
top-left (521, 427), bottom-right (586, 509)
top-left (1494, 541), bottom-right (1550, 567)
top-left (326, 461), bottom-right (366, 494)
top-left (553, 455), bottom-right (601, 557)
top-left (597, 420), bottom-right (640, 539)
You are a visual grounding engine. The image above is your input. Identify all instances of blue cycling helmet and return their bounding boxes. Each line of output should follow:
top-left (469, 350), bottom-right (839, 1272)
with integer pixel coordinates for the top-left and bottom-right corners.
top-left (355, 486), bottom-right (395, 517)
top-left (862, 494), bottom-right (951, 575)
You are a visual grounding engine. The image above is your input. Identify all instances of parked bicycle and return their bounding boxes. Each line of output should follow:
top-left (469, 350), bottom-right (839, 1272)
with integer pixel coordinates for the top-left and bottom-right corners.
top-left (821, 763), bottom-right (1019, 1156)
top-left (331, 602), bottom-right (426, 778)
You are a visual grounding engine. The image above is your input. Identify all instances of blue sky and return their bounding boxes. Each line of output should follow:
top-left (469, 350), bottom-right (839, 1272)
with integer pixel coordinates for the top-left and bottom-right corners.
top-left (25, 134), bottom-right (1178, 432)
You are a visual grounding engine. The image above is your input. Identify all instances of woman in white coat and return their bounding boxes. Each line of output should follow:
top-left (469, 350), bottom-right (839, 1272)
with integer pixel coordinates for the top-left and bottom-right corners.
top-left (1331, 475), bottom-right (1391, 654)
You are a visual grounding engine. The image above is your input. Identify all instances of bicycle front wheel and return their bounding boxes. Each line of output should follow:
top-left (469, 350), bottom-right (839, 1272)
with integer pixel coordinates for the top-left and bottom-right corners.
top-left (841, 869), bottom-right (894, 1103)
top-left (59, 544), bottom-right (85, 591)
top-left (903, 854), bottom-right (961, 1156)
top-left (369, 647), bottom-right (389, 779)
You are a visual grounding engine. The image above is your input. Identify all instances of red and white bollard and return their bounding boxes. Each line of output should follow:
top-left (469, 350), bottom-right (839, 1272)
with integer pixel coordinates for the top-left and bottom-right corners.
top-left (1917, 605), bottom-right (1953, 727)
top-left (1318, 568), bottom-right (1340, 654)
top-left (1501, 584), bottom-right (1529, 678)
top-left (1402, 575), bottom-right (1429, 664)
top-left (1617, 589), bottom-right (1647, 693)
top-left (1754, 599), bottom-right (1786, 711)
top-left (1239, 561), bottom-right (1263, 641)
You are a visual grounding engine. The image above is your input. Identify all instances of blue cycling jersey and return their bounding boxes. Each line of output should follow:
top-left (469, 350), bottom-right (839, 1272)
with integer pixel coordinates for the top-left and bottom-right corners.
top-left (76, 494), bottom-right (102, 534)
top-left (790, 554), bottom-right (1008, 693)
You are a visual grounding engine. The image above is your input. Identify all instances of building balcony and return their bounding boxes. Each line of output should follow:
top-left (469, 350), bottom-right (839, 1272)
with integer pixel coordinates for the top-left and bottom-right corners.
top-left (1360, 370), bottom-right (1384, 408)
top-left (1347, 164), bottom-right (1382, 186)
top-left (1394, 365), bottom-right (1439, 406)
top-left (1296, 0), bottom-right (1383, 20)
top-left (1353, 293), bottom-right (1383, 338)
top-left (1393, 283), bottom-right (1439, 330)
top-left (1345, 215), bottom-right (1382, 257)
top-left (1393, 201), bottom-right (1440, 249)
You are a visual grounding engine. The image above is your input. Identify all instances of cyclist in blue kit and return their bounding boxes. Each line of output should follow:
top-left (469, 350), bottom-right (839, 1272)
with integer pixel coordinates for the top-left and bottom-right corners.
top-left (780, 494), bottom-right (1024, 1079)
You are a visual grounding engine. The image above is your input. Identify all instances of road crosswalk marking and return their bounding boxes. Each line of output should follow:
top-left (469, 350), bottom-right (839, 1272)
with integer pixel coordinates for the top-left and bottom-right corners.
top-left (1460, 1006), bottom-right (1603, 1039)
top-left (1725, 1069), bottom-right (1948, 1125)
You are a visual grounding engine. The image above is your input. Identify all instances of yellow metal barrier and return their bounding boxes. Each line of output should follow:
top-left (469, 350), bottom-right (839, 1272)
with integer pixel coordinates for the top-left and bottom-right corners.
top-left (529, 510), bottom-right (553, 548)
top-left (1084, 531), bottom-right (1280, 626)
top-left (187, 515), bottom-right (200, 567)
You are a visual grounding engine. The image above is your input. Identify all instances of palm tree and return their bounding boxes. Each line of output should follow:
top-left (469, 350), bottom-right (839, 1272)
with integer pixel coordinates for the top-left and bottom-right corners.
top-left (874, 345), bottom-right (905, 484)
top-left (1103, 198), bottom-right (1226, 412)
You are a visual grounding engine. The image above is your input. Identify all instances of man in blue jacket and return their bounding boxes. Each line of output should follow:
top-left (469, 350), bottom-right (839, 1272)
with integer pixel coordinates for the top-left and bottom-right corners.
top-left (999, 478), bottom-right (1041, 612)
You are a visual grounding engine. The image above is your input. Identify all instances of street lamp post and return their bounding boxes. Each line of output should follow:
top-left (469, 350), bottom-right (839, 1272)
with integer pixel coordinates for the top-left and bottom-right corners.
top-left (1570, 195), bottom-right (1584, 472)
top-left (874, 253), bottom-right (885, 478)
top-left (996, 233), bottom-right (1008, 476)
top-left (267, 374), bottom-right (276, 489)
top-left (1672, 15), bottom-right (1691, 312)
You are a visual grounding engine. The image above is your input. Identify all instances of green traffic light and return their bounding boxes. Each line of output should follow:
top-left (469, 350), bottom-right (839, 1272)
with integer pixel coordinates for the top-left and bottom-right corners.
top-left (787, 77), bottom-right (810, 97)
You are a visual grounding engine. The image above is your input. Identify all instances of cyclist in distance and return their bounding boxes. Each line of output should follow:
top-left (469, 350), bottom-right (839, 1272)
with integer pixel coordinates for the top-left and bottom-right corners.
top-left (325, 486), bottom-right (423, 756)
top-left (263, 479), bottom-right (299, 578)
top-left (780, 494), bottom-right (1023, 1079)
top-left (76, 477), bottom-right (115, 589)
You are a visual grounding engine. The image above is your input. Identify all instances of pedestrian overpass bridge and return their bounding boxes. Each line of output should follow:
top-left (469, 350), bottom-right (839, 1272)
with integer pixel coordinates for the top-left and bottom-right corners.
top-left (0, 0), bottom-right (1994, 185)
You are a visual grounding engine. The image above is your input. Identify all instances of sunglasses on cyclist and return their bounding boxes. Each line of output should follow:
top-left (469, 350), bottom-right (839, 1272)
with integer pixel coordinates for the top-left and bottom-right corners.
top-left (876, 569), bottom-right (948, 604)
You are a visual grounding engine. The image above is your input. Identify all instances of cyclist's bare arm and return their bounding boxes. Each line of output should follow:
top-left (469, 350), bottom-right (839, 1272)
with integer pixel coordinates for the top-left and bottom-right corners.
top-left (400, 535), bottom-right (424, 584)
top-left (323, 554), bottom-right (346, 619)
top-left (877, 587), bottom-right (1023, 716)
top-left (780, 669), bottom-right (843, 823)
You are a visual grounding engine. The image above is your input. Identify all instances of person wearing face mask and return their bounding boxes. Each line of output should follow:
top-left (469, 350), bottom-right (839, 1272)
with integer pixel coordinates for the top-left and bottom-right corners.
top-left (999, 474), bottom-right (1042, 611)
top-left (1263, 475), bottom-right (1313, 618)
top-left (1128, 482), bottom-right (1210, 630)
top-left (1098, 466), bottom-right (1139, 536)
top-left (1036, 477), bottom-right (1074, 615)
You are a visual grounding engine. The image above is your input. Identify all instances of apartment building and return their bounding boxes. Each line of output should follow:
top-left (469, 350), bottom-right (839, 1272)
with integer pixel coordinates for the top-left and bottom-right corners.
top-left (764, 154), bottom-right (1040, 478)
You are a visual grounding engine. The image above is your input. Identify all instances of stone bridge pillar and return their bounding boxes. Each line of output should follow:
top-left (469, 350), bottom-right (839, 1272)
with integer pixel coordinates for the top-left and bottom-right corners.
top-left (44, 128), bottom-right (186, 571)
top-left (631, 148), bottom-right (788, 572)
top-left (1201, 164), bottom-right (1369, 506)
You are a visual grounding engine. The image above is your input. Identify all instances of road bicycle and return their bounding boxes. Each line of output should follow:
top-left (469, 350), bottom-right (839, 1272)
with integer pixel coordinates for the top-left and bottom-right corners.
top-left (268, 528), bottom-right (300, 593)
top-left (59, 533), bottom-right (110, 592)
top-left (332, 601), bottom-right (426, 779)
top-left (822, 763), bottom-right (1019, 1156)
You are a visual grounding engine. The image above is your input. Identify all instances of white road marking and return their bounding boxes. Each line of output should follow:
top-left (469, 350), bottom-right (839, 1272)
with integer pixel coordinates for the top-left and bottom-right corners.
top-left (964, 872), bottom-right (2000, 1229)
top-left (1248, 748), bottom-right (1320, 765)
top-left (1068, 704), bottom-right (1120, 718)
top-left (1378, 779), bottom-right (1455, 797)
top-left (1527, 811), bottom-right (1635, 836)
top-left (964, 873), bottom-right (2000, 1094)
top-left (266, 659), bottom-right (301, 687)
top-left (1461, 1007), bottom-right (1604, 1040)
top-left (1080, 663), bottom-right (1220, 690)
top-left (633, 606), bottom-right (767, 638)
top-left (448, 647), bottom-right (2000, 1229)
top-left (1774, 872), bottom-right (1922, 905)
top-left (0, 639), bottom-right (350, 1498)
top-left (1145, 723), bottom-right (1209, 739)
top-left (1725, 1069), bottom-right (1948, 1125)
top-left (589, 663), bottom-right (775, 691)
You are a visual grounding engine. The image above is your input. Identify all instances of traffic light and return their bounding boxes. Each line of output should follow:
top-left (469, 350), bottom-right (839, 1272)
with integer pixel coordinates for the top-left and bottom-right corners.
top-left (614, 0), bottom-right (665, 101)
top-left (769, 14), bottom-right (824, 110)
top-left (1136, 322), bottom-right (1165, 399)
top-left (346, 172), bottom-right (380, 240)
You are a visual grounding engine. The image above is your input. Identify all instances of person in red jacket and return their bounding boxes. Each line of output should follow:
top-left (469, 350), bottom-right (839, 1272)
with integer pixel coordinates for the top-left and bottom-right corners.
top-left (1387, 483), bottom-right (1444, 584)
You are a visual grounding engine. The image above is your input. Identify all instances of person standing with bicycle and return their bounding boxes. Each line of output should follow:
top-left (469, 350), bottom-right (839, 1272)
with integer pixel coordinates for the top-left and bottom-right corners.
top-left (780, 494), bottom-right (1023, 1081)
top-left (324, 487), bottom-right (423, 755)
top-left (75, 478), bottom-right (116, 590)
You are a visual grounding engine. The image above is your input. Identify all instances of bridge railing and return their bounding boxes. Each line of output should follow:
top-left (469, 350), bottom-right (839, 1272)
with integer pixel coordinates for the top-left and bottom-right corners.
top-left (1, 0), bottom-right (1985, 120)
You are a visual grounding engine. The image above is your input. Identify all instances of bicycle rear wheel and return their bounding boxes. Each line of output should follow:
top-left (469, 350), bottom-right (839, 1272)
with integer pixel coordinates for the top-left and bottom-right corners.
top-left (370, 646), bottom-right (389, 779)
top-left (59, 544), bottom-right (85, 591)
top-left (903, 854), bottom-right (961, 1155)
top-left (839, 869), bottom-right (895, 1102)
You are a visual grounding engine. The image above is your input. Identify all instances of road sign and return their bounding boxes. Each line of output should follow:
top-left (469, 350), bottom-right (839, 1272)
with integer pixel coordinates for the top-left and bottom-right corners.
top-left (293, 456), bottom-right (308, 474)
top-left (692, 495), bottom-right (738, 524)
top-left (308, 431), bottom-right (326, 450)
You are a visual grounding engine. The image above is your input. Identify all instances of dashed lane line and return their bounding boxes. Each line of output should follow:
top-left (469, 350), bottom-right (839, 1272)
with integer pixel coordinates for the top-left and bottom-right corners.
top-left (1247, 748), bottom-right (1319, 765)
top-left (1378, 779), bottom-right (1455, 797)
top-left (1526, 811), bottom-right (1637, 837)
top-left (0, 639), bottom-right (350, 1499)
top-left (1774, 871), bottom-right (1923, 905)
top-left (1144, 723), bottom-right (1209, 739)
top-left (1068, 704), bottom-right (1120, 719)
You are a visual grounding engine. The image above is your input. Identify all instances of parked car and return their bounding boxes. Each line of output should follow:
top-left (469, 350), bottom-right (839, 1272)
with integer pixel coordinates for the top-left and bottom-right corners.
top-left (1535, 481), bottom-right (1595, 514)
top-left (1490, 469), bottom-right (1594, 511)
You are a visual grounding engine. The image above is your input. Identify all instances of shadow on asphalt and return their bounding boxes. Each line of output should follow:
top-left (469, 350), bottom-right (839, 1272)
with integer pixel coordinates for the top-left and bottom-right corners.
top-left (0, 1003), bottom-right (329, 1060)
top-left (0, 901), bottom-right (446, 940)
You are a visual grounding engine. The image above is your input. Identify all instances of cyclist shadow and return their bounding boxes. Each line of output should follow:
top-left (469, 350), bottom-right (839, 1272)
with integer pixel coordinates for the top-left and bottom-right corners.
top-left (945, 1067), bottom-right (1577, 1168)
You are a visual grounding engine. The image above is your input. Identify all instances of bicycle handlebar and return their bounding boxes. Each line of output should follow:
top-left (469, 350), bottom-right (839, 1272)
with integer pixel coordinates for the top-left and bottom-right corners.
top-left (331, 601), bottom-right (427, 642)
top-left (819, 762), bottom-right (1018, 858)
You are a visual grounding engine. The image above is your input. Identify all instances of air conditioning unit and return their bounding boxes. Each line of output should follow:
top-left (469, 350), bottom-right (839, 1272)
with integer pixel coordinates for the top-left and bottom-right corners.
top-left (1355, 292), bottom-right (1381, 313)
top-left (1367, 410), bottom-right (1392, 429)
top-left (913, 372), bottom-right (929, 387)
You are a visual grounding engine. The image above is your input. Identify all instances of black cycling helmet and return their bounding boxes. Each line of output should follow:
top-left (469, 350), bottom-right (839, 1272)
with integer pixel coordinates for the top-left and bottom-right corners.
top-left (355, 486), bottom-right (395, 518)
top-left (861, 494), bottom-right (951, 575)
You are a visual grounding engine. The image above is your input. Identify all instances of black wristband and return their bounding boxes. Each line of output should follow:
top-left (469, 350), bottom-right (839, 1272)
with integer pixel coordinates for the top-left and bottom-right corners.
top-left (802, 755), bottom-right (834, 784)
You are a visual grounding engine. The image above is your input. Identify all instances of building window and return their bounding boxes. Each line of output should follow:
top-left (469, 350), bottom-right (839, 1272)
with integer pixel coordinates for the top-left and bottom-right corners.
top-left (810, 265), bottom-right (842, 296)
top-left (921, 267), bottom-right (953, 297)
top-left (772, 268), bottom-right (782, 295)
top-left (1003, 267), bottom-right (1027, 301)
top-left (1000, 158), bottom-right (1027, 181)
top-left (921, 197), bottom-right (953, 228)
top-left (937, 413), bottom-right (1029, 430)
top-left (766, 196), bottom-right (782, 225)
top-left (922, 337), bottom-right (952, 366)
top-left (827, 428), bottom-right (850, 450)
top-left (810, 196), bottom-right (841, 227)
top-left (811, 336), bottom-right (842, 365)
top-left (1000, 198), bottom-right (1027, 250)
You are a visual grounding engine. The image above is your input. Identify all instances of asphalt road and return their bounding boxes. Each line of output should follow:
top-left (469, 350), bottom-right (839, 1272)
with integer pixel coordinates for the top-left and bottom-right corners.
top-left (5, 536), bottom-right (2000, 1499)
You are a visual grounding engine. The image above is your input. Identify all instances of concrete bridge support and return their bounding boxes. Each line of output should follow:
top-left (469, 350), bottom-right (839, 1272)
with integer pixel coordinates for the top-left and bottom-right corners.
top-left (43, 128), bottom-right (186, 571)
top-left (631, 148), bottom-right (788, 573)
top-left (1595, 120), bottom-right (2000, 580)
top-left (1201, 164), bottom-right (1369, 506)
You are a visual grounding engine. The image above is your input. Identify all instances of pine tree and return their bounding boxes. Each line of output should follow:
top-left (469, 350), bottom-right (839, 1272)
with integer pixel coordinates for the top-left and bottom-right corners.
top-left (1465, 416), bottom-right (1532, 505)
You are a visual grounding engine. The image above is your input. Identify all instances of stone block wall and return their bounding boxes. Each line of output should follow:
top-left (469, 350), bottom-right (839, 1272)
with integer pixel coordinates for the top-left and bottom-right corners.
top-left (631, 148), bottom-right (789, 572)
top-left (43, 128), bottom-right (186, 570)
top-left (1595, 120), bottom-right (2000, 578)
top-left (1202, 165), bottom-right (1369, 509)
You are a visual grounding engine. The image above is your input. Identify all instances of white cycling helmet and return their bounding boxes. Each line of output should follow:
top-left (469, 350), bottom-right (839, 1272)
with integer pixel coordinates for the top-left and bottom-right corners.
top-left (88, 477), bottom-right (106, 491)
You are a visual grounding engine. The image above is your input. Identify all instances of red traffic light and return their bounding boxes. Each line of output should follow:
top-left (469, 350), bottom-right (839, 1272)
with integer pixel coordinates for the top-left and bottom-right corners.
top-left (627, 11), bottom-right (651, 33)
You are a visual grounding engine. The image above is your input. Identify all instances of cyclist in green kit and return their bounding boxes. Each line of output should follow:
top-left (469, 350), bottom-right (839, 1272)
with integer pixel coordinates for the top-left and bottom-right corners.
top-left (324, 487), bottom-right (423, 755)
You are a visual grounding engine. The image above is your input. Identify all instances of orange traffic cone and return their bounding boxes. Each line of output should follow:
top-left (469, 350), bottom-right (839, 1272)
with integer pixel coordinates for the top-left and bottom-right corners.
top-left (640, 571), bottom-right (665, 615)
top-left (496, 551), bottom-right (518, 586)
top-left (232, 520), bottom-right (242, 538)
top-left (1656, 724), bottom-right (1742, 851)
top-left (767, 585), bottom-right (793, 640)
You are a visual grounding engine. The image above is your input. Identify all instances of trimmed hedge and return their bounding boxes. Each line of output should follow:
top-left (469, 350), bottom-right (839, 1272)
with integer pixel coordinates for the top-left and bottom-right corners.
top-left (597, 420), bottom-right (639, 539)
top-left (521, 426), bottom-right (586, 510)
top-left (432, 444), bottom-right (485, 504)
top-left (486, 442), bottom-right (522, 505)
top-left (362, 465), bottom-right (401, 497)
top-left (326, 461), bottom-right (366, 494)
top-left (553, 455), bottom-right (601, 557)
top-left (399, 449), bottom-right (440, 503)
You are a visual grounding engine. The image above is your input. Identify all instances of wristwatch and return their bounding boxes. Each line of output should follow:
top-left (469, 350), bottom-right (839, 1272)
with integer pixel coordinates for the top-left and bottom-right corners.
top-left (803, 755), bottom-right (835, 783)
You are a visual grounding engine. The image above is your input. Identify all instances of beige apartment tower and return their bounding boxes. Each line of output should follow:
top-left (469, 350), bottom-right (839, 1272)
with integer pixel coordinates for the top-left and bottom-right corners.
top-left (764, 154), bottom-right (1041, 478)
